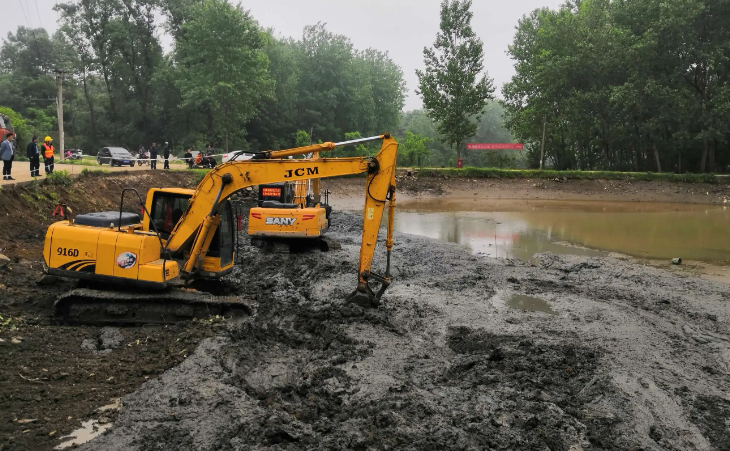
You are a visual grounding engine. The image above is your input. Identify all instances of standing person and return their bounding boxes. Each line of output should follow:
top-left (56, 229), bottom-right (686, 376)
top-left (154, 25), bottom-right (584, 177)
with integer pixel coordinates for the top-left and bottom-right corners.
top-left (41, 136), bottom-right (55, 174)
top-left (163, 141), bottom-right (170, 170)
top-left (1, 133), bottom-right (14, 181)
top-left (183, 148), bottom-right (193, 169)
top-left (205, 144), bottom-right (215, 168)
top-left (149, 142), bottom-right (158, 170)
top-left (26, 135), bottom-right (40, 177)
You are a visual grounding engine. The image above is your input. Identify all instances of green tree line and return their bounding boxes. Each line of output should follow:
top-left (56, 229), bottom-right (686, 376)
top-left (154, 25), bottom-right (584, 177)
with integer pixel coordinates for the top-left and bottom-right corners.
top-left (0, 0), bottom-right (407, 155)
top-left (503, 0), bottom-right (730, 173)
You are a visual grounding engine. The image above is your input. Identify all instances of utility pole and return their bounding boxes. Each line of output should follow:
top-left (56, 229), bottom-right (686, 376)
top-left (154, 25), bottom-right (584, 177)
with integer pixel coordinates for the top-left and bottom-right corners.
top-left (539, 115), bottom-right (546, 170)
top-left (55, 70), bottom-right (65, 162)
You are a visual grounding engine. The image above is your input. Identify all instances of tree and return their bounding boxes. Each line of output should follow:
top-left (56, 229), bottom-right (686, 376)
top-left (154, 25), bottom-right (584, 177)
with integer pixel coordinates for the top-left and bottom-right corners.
top-left (3, 5), bottom-right (407, 155)
top-left (0, 107), bottom-right (31, 147)
top-left (294, 130), bottom-right (311, 147)
top-left (502, 0), bottom-right (730, 173)
top-left (401, 131), bottom-right (430, 167)
top-left (416, 0), bottom-right (494, 165)
top-left (168, 0), bottom-right (273, 145)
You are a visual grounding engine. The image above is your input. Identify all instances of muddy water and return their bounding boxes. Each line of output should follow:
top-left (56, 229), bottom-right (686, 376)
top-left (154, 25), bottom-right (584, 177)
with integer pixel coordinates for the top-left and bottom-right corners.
top-left (390, 198), bottom-right (730, 265)
top-left (56, 420), bottom-right (112, 449)
top-left (506, 294), bottom-right (556, 314)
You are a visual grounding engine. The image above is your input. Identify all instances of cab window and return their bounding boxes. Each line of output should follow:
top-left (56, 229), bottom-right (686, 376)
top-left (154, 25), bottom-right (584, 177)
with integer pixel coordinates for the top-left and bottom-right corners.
top-left (149, 192), bottom-right (191, 238)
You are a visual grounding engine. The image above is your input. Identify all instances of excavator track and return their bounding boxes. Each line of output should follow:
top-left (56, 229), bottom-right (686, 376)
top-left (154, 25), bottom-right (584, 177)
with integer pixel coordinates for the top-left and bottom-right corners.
top-left (54, 288), bottom-right (256, 325)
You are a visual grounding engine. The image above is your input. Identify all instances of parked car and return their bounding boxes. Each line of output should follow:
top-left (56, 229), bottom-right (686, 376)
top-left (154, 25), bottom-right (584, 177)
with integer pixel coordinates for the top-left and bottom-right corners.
top-left (97, 147), bottom-right (135, 167)
top-left (222, 151), bottom-right (255, 163)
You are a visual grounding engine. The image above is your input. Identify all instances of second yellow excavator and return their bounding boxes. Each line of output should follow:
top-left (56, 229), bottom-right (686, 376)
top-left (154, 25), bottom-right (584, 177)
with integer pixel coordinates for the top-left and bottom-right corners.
top-left (247, 176), bottom-right (331, 252)
top-left (42, 134), bottom-right (398, 323)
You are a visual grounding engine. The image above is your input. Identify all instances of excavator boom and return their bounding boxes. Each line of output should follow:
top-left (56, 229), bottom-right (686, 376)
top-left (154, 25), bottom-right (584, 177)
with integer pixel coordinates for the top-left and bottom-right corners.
top-left (167, 133), bottom-right (398, 305)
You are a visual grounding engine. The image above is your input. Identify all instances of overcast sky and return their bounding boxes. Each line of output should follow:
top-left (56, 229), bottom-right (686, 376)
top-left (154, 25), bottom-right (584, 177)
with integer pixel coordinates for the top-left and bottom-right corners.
top-left (6, 0), bottom-right (563, 110)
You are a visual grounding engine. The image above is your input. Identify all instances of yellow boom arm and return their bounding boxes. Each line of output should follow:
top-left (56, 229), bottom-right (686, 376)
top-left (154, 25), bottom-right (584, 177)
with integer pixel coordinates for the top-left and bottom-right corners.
top-left (167, 134), bottom-right (398, 306)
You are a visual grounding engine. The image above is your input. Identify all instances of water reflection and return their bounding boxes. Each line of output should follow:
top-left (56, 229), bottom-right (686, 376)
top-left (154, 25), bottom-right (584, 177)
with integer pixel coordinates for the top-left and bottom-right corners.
top-left (391, 199), bottom-right (730, 264)
top-left (506, 294), bottom-right (556, 315)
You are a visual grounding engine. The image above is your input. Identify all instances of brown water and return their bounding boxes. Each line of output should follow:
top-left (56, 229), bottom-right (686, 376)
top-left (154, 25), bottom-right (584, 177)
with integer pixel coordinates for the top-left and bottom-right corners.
top-left (390, 199), bottom-right (730, 265)
top-left (506, 294), bottom-right (556, 315)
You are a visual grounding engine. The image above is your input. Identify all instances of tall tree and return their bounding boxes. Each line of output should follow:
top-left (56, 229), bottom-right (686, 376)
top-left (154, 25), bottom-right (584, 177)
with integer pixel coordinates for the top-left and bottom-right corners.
top-left (416, 0), bottom-right (494, 164)
top-left (168, 0), bottom-right (273, 146)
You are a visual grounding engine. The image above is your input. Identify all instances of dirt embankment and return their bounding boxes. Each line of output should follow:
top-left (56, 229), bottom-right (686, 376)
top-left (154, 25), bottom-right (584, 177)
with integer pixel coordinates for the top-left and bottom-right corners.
top-left (74, 213), bottom-right (730, 451)
top-left (0, 171), bottom-right (215, 451)
top-left (321, 176), bottom-right (730, 208)
top-left (0, 171), bottom-right (198, 260)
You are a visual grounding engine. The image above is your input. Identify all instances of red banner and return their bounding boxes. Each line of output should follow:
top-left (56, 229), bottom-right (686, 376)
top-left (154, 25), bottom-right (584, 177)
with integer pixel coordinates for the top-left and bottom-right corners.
top-left (466, 143), bottom-right (523, 150)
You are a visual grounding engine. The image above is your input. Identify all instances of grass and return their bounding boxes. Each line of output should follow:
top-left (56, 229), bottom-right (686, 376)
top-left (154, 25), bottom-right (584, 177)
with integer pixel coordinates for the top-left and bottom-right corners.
top-left (191, 169), bottom-right (209, 186)
top-left (80, 168), bottom-right (111, 177)
top-left (61, 158), bottom-right (100, 166)
top-left (44, 170), bottom-right (73, 186)
top-left (414, 167), bottom-right (719, 183)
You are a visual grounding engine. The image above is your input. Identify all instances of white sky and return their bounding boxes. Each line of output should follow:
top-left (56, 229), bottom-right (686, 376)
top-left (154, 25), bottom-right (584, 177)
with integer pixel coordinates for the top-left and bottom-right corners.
top-left (6, 0), bottom-right (563, 110)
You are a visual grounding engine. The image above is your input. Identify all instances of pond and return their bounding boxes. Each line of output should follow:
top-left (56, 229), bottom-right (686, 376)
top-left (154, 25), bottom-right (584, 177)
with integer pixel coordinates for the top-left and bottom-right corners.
top-left (388, 199), bottom-right (730, 265)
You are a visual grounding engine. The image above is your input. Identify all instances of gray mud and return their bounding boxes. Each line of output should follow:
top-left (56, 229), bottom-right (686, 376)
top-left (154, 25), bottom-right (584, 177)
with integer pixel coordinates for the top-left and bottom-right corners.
top-left (80, 212), bottom-right (730, 450)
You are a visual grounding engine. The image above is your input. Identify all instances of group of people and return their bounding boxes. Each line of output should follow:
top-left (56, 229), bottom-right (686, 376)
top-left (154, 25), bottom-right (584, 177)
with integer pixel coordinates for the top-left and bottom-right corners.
top-left (1, 134), bottom-right (222, 181)
top-left (1, 134), bottom-right (56, 181)
top-left (137, 142), bottom-right (171, 170)
top-left (181, 145), bottom-right (217, 169)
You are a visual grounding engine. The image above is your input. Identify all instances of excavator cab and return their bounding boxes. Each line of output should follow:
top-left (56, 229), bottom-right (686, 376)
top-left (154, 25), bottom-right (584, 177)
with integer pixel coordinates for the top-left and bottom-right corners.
top-left (143, 188), bottom-right (236, 278)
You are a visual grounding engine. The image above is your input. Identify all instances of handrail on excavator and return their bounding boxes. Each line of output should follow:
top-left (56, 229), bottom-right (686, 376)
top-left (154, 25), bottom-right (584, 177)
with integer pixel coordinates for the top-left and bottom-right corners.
top-left (169, 133), bottom-right (398, 307)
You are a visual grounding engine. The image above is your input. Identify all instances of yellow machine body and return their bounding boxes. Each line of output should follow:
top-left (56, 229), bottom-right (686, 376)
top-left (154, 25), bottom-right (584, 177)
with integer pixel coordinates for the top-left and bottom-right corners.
top-left (248, 206), bottom-right (328, 238)
top-left (43, 221), bottom-right (179, 287)
top-left (43, 134), bottom-right (398, 306)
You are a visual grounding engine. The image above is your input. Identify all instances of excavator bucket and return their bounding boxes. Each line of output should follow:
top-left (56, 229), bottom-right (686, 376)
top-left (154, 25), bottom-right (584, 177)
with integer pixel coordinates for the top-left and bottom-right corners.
top-left (345, 271), bottom-right (390, 309)
top-left (345, 288), bottom-right (378, 309)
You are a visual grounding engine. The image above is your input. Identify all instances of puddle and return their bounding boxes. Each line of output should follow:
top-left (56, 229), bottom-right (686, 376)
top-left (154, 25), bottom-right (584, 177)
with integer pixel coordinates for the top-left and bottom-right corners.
top-left (55, 398), bottom-right (119, 449)
top-left (387, 199), bottom-right (730, 265)
top-left (506, 294), bottom-right (556, 315)
top-left (97, 398), bottom-right (120, 413)
top-left (55, 420), bottom-right (112, 449)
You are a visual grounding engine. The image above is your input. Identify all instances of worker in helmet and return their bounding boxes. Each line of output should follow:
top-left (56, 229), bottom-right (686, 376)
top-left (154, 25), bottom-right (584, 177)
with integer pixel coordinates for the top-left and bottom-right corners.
top-left (41, 136), bottom-right (55, 174)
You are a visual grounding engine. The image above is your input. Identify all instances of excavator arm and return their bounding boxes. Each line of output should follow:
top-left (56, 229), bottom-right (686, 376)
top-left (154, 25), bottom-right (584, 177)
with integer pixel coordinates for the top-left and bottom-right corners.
top-left (166, 134), bottom-right (398, 306)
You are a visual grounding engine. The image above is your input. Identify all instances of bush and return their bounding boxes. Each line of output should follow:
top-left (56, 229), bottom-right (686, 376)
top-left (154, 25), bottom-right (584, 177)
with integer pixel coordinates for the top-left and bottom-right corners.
top-left (191, 169), bottom-right (208, 186)
top-left (414, 167), bottom-right (718, 183)
top-left (62, 158), bottom-right (99, 166)
top-left (80, 168), bottom-right (110, 177)
top-left (44, 170), bottom-right (73, 186)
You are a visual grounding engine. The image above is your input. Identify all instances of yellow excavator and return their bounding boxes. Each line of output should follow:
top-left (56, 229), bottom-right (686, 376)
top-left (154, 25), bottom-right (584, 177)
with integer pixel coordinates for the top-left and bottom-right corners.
top-left (43, 134), bottom-right (398, 323)
top-left (248, 175), bottom-right (332, 252)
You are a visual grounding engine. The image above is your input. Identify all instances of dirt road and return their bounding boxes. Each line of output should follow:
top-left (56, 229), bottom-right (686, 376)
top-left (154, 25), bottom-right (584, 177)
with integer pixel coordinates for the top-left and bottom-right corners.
top-left (0, 163), bottom-right (192, 186)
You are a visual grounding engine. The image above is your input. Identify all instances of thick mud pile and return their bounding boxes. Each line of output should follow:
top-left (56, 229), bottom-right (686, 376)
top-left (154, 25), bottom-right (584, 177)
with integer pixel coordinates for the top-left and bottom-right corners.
top-left (81, 213), bottom-right (730, 451)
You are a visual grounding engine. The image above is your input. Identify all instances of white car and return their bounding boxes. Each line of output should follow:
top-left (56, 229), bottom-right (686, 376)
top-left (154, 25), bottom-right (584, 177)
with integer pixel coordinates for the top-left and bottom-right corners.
top-left (222, 151), bottom-right (255, 163)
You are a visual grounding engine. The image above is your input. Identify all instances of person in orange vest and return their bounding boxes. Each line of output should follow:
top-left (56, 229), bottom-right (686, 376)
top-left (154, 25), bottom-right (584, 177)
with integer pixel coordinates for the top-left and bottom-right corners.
top-left (41, 136), bottom-right (54, 174)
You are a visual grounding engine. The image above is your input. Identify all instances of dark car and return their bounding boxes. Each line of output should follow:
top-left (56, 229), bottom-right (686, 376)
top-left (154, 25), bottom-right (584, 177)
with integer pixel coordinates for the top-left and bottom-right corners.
top-left (97, 147), bottom-right (135, 167)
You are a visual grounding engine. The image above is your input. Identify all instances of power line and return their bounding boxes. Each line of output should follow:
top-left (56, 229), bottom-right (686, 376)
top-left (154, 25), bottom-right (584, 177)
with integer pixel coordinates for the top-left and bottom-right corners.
top-left (32, 0), bottom-right (44, 29)
top-left (16, 0), bottom-right (44, 63)
top-left (17, 0), bottom-right (32, 28)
